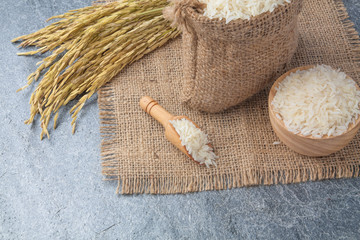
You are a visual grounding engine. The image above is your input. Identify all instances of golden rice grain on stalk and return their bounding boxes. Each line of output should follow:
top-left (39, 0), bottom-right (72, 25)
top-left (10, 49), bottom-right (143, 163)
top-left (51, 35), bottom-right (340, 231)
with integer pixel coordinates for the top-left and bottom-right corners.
top-left (12, 0), bottom-right (180, 139)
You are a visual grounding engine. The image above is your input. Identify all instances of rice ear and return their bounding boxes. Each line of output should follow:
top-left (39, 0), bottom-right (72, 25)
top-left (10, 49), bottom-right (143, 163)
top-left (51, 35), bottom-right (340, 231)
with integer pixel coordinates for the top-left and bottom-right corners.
top-left (13, 0), bottom-right (180, 138)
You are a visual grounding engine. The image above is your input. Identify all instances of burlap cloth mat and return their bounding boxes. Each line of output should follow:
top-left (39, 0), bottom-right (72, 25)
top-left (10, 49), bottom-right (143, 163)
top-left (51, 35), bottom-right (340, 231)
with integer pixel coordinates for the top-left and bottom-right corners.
top-left (98, 0), bottom-right (360, 194)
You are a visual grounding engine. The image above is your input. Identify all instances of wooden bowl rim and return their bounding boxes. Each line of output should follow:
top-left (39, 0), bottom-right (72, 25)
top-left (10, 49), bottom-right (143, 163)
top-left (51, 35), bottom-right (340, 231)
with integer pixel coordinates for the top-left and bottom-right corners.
top-left (268, 65), bottom-right (360, 140)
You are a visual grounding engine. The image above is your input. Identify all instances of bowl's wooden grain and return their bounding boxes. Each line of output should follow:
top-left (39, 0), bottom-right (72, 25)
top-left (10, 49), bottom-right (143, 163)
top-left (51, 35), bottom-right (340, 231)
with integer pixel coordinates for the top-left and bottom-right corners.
top-left (268, 65), bottom-right (360, 157)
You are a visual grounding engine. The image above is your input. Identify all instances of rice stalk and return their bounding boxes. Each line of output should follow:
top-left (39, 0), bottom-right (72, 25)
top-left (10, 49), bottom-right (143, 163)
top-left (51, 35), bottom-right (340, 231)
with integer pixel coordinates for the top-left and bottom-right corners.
top-left (12, 0), bottom-right (180, 139)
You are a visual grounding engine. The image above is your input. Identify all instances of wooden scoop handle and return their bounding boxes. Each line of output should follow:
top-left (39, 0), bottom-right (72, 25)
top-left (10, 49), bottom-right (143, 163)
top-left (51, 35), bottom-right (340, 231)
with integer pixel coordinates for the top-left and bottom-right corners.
top-left (139, 96), bottom-right (174, 127)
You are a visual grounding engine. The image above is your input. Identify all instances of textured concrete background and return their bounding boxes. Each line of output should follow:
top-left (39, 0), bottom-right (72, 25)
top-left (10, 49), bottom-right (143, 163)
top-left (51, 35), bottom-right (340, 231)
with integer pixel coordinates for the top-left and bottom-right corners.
top-left (1, 0), bottom-right (359, 239)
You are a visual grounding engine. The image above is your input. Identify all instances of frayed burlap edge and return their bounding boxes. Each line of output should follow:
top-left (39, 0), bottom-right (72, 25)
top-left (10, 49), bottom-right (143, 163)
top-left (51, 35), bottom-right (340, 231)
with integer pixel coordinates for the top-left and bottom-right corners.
top-left (101, 167), bottom-right (360, 195)
top-left (335, 0), bottom-right (360, 65)
top-left (98, 85), bottom-right (122, 193)
top-left (98, 0), bottom-right (360, 194)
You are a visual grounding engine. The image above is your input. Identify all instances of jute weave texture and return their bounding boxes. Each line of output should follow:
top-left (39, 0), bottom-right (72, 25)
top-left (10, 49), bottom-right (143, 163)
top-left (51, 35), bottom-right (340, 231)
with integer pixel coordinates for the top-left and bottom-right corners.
top-left (99, 0), bottom-right (360, 194)
top-left (164, 0), bottom-right (302, 112)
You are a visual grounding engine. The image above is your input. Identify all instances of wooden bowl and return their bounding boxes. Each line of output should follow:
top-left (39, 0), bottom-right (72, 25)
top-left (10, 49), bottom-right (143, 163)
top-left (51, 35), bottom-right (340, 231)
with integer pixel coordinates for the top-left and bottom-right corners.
top-left (268, 65), bottom-right (360, 157)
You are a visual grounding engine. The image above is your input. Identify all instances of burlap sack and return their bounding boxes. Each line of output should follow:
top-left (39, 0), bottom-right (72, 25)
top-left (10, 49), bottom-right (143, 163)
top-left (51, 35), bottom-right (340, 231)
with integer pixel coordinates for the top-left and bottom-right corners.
top-left (164, 0), bottom-right (303, 112)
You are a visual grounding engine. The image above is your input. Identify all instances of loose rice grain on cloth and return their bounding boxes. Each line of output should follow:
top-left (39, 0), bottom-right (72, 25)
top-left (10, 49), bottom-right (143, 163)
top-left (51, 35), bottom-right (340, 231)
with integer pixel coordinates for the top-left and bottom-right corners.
top-left (99, 0), bottom-right (360, 194)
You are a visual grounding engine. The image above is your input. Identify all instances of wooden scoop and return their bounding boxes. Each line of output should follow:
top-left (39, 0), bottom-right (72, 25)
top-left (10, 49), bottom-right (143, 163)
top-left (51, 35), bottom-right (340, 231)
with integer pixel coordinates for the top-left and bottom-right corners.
top-left (139, 96), bottom-right (201, 164)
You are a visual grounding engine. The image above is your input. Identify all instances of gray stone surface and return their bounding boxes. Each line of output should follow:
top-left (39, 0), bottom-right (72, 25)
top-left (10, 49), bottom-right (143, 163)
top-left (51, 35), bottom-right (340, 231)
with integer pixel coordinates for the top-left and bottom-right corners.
top-left (1, 0), bottom-right (359, 239)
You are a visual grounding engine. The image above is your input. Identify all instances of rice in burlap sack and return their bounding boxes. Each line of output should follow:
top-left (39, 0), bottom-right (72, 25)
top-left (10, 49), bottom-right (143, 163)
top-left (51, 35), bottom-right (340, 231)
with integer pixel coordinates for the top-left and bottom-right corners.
top-left (163, 0), bottom-right (303, 112)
